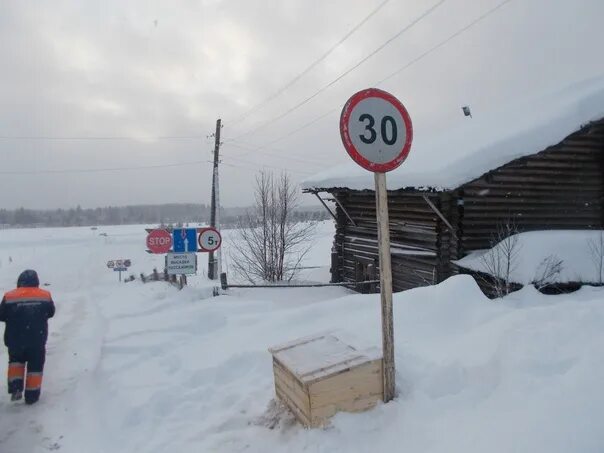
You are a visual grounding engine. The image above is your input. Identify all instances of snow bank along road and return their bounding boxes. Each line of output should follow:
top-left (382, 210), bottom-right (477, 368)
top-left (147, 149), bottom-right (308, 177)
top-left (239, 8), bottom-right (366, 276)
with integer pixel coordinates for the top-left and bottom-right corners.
top-left (1, 222), bottom-right (603, 453)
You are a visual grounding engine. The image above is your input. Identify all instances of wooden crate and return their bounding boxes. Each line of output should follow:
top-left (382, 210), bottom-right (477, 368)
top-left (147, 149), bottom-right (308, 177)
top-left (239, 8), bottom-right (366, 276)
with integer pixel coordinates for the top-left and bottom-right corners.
top-left (269, 333), bottom-right (383, 428)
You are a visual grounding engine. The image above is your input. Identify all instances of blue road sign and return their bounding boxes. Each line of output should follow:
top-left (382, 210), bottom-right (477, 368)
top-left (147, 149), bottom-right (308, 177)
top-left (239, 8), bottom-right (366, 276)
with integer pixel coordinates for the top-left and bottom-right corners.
top-left (173, 228), bottom-right (198, 253)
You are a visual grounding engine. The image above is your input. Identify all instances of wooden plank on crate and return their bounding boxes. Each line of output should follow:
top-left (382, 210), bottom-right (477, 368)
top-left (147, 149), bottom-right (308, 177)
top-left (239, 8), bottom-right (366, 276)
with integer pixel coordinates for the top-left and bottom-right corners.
top-left (311, 395), bottom-right (382, 427)
top-left (273, 360), bottom-right (311, 415)
top-left (309, 359), bottom-right (383, 409)
top-left (301, 354), bottom-right (372, 384)
top-left (275, 386), bottom-right (312, 427)
top-left (309, 361), bottom-right (383, 427)
top-left (269, 332), bottom-right (330, 357)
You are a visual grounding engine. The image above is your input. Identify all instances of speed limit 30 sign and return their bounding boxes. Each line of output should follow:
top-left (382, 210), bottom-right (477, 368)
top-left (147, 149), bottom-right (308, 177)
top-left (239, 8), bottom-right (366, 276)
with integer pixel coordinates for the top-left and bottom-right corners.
top-left (340, 88), bottom-right (413, 173)
top-left (340, 87), bottom-right (413, 403)
top-left (198, 227), bottom-right (222, 252)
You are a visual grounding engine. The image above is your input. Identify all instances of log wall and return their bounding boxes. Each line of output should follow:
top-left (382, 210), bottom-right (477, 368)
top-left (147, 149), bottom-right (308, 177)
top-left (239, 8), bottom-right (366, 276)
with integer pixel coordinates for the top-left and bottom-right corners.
top-left (459, 119), bottom-right (604, 252)
top-left (324, 118), bottom-right (604, 293)
top-left (332, 190), bottom-right (444, 292)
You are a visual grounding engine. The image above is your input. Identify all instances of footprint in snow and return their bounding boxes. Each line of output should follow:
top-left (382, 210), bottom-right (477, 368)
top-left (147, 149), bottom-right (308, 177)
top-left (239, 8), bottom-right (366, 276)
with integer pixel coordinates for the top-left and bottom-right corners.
top-left (42, 435), bottom-right (63, 451)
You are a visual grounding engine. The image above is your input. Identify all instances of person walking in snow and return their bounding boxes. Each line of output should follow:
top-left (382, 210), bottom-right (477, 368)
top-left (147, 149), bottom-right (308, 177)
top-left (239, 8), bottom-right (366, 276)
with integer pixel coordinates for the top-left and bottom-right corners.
top-left (0, 270), bottom-right (55, 404)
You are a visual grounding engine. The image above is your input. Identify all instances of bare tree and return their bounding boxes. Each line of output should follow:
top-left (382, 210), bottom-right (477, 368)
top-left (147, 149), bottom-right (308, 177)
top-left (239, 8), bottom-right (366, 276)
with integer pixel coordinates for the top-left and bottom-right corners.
top-left (230, 171), bottom-right (317, 283)
top-left (587, 231), bottom-right (604, 285)
top-left (479, 219), bottom-right (521, 298)
top-left (533, 254), bottom-right (564, 290)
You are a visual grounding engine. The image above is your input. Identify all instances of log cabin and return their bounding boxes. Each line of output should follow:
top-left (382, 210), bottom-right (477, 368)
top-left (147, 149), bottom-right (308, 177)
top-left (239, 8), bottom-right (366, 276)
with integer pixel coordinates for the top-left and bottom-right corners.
top-left (302, 77), bottom-right (604, 293)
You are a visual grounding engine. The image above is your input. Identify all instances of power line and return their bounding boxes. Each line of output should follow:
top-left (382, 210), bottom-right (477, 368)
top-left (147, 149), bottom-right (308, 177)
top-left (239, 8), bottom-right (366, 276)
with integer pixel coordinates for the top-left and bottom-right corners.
top-left (0, 157), bottom-right (312, 177)
top-left (376, 0), bottom-right (514, 85)
top-left (226, 108), bottom-right (340, 160)
top-left (222, 161), bottom-right (314, 176)
top-left (0, 135), bottom-right (208, 141)
top-left (228, 0), bottom-right (447, 142)
top-left (0, 145), bottom-right (318, 177)
top-left (3, 0), bottom-right (514, 179)
top-left (0, 160), bottom-right (211, 175)
top-left (257, 108), bottom-right (340, 149)
top-left (230, 0), bottom-right (514, 160)
top-left (227, 141), bottom-right (326, 166)
top-left (229, 0), bottom-right (392, 126)
top-left (220, 154), bottom-right (314, 176)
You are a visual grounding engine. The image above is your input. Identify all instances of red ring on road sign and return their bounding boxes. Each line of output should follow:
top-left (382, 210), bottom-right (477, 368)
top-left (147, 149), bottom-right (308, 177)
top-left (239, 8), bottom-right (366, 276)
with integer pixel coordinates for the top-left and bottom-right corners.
top-left (340, 88), bottom-right (413, 173)
top-left (198, 227), bottom-right (222, 252)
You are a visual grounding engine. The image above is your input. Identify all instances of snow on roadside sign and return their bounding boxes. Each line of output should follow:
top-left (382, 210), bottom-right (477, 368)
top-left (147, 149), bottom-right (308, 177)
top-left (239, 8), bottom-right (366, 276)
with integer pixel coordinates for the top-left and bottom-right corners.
top-left (166, 252), bottom-right (197, 275)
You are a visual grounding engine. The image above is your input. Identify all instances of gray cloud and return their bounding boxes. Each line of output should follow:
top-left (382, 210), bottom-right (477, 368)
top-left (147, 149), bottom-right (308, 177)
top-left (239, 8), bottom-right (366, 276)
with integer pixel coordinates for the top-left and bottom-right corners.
top-left (1, 0), bottom-right (603, 209)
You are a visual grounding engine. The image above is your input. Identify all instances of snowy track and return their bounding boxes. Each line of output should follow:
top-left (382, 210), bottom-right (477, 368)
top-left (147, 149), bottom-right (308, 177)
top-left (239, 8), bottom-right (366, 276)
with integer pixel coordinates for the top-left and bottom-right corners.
top-left (1, 223), bottom-right (604, 452)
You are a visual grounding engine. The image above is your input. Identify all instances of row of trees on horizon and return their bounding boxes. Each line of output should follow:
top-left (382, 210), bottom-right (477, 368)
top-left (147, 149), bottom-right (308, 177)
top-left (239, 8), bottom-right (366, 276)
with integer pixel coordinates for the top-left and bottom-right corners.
top-left (0, 203), bottom-right (330, 229)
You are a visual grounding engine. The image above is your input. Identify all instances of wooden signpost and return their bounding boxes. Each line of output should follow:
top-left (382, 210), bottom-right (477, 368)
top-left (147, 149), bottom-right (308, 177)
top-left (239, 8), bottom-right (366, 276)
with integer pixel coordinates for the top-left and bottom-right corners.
top-left (340, 88), bottom-right (413, 402)
top-left (267, 89), bottom-right (413, 426)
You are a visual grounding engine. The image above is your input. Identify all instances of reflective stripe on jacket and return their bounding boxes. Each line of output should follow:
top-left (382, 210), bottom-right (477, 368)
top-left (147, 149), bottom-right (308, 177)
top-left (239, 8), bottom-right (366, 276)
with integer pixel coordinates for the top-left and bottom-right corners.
top-left (0, 287), bottom-right (55, 349)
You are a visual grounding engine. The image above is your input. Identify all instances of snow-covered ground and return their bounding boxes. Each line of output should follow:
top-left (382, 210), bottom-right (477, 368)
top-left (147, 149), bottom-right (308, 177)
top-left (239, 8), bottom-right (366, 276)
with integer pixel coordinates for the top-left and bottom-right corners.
top-left (1, 222), bottom-right (604, 452)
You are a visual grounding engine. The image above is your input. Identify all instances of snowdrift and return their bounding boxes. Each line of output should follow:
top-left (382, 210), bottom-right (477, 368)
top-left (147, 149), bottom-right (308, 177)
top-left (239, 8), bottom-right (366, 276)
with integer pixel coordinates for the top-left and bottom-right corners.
top-left (1, 224), bottom-right (603, 452)
top-left (455, 229), bottom-right (604, 286)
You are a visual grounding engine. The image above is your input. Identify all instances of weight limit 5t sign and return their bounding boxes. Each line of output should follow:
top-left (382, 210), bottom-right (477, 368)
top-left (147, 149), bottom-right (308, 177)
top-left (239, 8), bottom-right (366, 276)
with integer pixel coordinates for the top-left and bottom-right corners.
top-left (198, 227), bottom-right (222, 252)
top-left (340, 88), bottom-right (413, 173)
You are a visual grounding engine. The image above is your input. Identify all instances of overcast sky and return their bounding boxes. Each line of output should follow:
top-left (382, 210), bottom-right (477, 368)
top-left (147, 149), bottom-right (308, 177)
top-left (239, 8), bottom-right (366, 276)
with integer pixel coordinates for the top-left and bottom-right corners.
top-left (1, 0), bottom-right (603, 209)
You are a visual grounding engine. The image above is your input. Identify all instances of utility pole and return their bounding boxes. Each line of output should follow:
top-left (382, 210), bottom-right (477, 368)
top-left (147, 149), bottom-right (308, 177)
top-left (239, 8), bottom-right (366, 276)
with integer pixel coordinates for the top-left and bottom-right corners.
top-left (208, 118), bottom-right (221, 280)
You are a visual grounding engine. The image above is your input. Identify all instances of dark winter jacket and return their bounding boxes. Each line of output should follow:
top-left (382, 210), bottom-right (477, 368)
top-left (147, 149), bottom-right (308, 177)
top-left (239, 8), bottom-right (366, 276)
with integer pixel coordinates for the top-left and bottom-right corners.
top-left (0, 270), bottom-right (55, 350)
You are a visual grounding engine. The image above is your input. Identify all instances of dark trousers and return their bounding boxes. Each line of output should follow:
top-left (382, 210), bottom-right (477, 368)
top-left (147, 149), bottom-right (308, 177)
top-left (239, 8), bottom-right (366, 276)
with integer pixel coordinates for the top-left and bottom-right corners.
top-left (7, 347), bottom-right (46, 404)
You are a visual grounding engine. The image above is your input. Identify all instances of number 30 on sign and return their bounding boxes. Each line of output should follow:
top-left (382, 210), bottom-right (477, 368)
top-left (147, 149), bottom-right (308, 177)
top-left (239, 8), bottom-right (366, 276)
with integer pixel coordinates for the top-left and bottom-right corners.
top-left (340, 88), bottom-right (413, 173)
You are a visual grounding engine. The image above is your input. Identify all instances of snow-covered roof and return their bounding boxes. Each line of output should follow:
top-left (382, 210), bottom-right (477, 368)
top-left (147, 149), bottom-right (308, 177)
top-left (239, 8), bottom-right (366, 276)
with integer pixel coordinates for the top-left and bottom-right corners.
top-left (454, 230), bottom-right (604, 285)
top-left (302, 75), bottom-right (604, 192)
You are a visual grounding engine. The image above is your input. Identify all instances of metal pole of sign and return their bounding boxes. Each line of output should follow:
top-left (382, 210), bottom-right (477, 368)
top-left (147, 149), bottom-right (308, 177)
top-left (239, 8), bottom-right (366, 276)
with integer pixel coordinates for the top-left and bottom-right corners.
top-left (119, 270), bottom-right (122, 282)
top-left (374, 172), bottom-right (395, 402)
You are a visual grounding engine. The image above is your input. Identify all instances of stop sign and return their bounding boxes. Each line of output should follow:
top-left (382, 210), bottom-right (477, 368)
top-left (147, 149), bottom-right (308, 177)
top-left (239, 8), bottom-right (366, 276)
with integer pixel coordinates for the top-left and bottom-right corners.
top-left (146, 229), bottom-right (172, 254)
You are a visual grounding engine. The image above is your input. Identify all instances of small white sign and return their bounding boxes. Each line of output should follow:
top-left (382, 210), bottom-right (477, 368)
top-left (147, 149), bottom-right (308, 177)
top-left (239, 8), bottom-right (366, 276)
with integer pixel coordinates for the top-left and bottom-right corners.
top-left (166, 252), bottom-right (197, 275)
